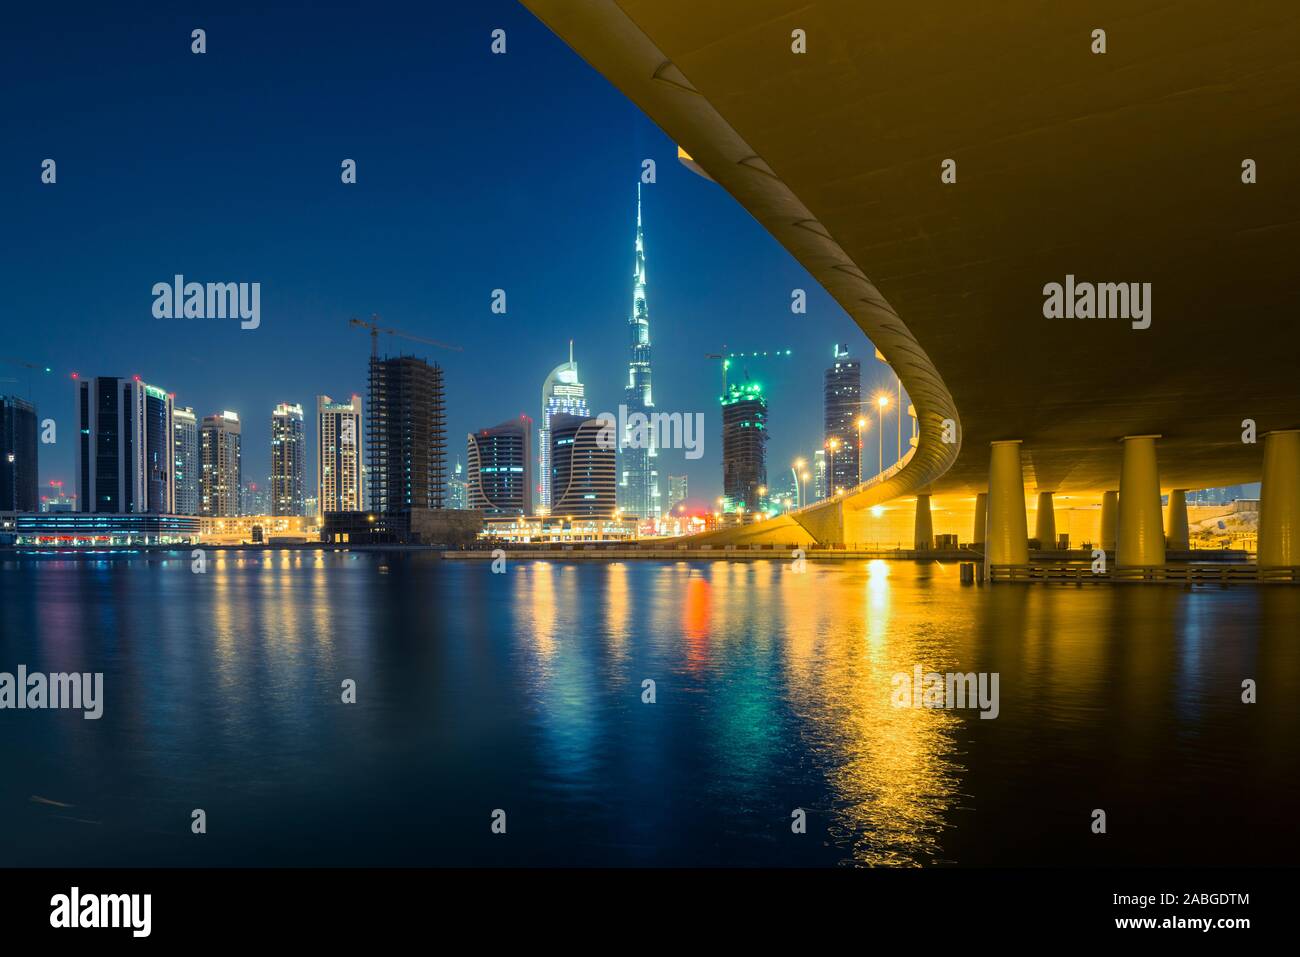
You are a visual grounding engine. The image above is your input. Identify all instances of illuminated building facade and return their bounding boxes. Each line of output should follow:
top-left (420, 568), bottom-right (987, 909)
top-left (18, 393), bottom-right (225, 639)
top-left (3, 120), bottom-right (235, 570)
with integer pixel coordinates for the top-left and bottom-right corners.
top-left (667, 474), bottom-right (688, 513)
top-left (824, 344), bottom-right (862, 491)
top-left (40, 480), bottom-right (76, 513)
top-left (173, 406), bottom-right (200, 515)
top-left (5, 511), bottom-right (201, 546)
top-left (1, 394), bottom-right (38, 512)
top-left (721, 380), bottom-right (767, 513)
top-left (200, 411), bottom-right (241, 517)
top-left (550, 414), bottom-right (616, 518)
top-left (142, 384), bottom-right (175, 514)
top-left (271, 402), bottom-right (306, 516)
top-left (479, 515), bottom-right (637, 544)
top-left (538, 341), bottom-right (589, 510)
top-left (467, 416), bottom-right (533, 517)
top-left (447, 458), bottom-right (469, 509)
top-left (317, 394), bottom-right (363, 513)
top-left (619, 183), bottom-right (660, 521)
top-left (75, 376), bottom-right (172, 513)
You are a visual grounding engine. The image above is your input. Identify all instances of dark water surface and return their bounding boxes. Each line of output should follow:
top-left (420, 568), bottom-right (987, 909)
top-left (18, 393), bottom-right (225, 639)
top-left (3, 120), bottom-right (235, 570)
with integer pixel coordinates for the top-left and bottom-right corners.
top-left (1, 552), bottom-right (1296, 867)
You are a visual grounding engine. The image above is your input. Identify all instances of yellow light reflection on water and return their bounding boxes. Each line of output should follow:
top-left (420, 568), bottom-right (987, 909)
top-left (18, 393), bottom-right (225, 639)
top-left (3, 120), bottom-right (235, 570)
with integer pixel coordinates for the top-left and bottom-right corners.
top-left (777, 561), bottom-right (961, 865)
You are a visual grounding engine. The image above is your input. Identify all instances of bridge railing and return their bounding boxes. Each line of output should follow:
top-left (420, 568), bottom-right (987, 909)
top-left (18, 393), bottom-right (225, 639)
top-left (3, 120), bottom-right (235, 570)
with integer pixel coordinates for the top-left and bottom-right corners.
top-left (788, 448), bottom-right (915, 516)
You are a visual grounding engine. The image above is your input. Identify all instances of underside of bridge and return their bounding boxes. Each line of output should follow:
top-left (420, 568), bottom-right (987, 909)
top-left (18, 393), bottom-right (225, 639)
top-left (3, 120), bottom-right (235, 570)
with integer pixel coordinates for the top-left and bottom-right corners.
top-left (523, 0), bottom-right (1300, 554)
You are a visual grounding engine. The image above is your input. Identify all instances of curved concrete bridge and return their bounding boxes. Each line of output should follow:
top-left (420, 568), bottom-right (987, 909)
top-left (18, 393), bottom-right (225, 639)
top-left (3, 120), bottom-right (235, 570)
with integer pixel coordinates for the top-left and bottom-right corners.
top-left (524, 0), bottom-right (1300, 566)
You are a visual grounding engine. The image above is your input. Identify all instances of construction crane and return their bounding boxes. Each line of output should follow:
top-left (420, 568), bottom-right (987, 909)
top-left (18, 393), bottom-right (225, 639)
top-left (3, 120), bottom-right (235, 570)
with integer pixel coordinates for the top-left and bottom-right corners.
top-left (348, 315), bottom-right (463, 359)
top-left (1, 357), bottom-right (53, 398)
top-left (704, 347), bottom-right (793, 394)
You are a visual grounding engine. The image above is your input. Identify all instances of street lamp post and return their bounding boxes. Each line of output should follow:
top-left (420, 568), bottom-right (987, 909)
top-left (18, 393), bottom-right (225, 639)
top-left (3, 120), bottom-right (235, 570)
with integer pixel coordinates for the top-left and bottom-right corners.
top-left (826, 439), bottom-right (840, 494)
top-left (855, 416), bottom-right (868, 483)
top-left (876, 394), bottom-right (891, 473)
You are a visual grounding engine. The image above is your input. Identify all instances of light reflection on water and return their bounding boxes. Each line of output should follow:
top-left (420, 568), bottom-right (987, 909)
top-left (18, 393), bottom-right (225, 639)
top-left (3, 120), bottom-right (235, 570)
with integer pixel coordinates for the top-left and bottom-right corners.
top-left (1, 552), bottom-right (1296, 867)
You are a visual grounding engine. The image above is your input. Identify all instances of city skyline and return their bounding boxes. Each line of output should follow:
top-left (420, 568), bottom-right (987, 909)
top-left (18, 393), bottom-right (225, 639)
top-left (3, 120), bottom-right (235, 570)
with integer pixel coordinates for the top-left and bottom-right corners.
top-left (4, 4), bottom-right (874, 511)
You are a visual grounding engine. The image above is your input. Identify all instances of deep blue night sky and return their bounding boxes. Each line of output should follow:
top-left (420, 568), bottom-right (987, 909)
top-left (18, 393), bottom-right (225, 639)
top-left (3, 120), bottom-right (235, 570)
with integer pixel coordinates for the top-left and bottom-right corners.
top-left (2, 0), bottom-right (889, 506)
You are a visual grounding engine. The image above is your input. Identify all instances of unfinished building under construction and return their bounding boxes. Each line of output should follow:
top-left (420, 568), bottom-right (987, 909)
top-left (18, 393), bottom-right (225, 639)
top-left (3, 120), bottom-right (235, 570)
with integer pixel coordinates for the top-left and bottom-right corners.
top-left (366, 355), bottom-right (447, 513)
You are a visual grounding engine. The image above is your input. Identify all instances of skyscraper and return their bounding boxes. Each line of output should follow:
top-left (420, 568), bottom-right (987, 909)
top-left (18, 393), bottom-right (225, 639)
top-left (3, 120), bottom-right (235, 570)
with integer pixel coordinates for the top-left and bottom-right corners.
top-left (1, 395), bottom-right (38, 512)
top-left (466, 416), bottom-right (533, 516)
top-left (539, 341), bottom-right (589, 511)
top-left (241, 479), bottom-right (271, 516)
top-left (721, 380), bottom-right (767, 513)
top-left (143, 385), bottom-right (174, 514)
top-left (317, 394), bottom-right (363, 514)
top-left (271, 402), bottom-right (306, 516)
top-left (824, 345), bottom-right (862, 492)
top-left (667, 474), bottom-right (688, 513)
top-left (173, 406), bottom-right (200, 515)
top-left (200, 411), bottom-right (241, 517)
top-left (75, 376), bottom-right (172, 513)
top-left (550, 414), bottom-right (616, 518)
top-left (367, 356), bottom-right (446, 512)
top-left (619, 182), bottom-right (660, 520)
top-left (447, 458), bottom-right (469, 509)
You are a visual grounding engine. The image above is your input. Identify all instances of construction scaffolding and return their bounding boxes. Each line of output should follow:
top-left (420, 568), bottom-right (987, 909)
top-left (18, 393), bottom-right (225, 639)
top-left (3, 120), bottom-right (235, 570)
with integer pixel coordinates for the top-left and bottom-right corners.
top-left (367, 355), bottom-right (447, 512)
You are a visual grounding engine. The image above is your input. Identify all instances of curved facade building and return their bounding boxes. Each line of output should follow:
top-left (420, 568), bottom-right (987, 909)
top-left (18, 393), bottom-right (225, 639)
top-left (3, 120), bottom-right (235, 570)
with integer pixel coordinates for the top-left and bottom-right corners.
top-left (467, 416), bottom-right (534, 517)
top-left (550, 413), bottom-right (617, 518)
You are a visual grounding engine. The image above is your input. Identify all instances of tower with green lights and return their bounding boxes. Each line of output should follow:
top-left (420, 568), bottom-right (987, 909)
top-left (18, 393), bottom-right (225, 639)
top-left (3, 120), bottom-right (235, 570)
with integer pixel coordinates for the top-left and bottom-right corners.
top-left (721, 379), bottom-right (767, 515)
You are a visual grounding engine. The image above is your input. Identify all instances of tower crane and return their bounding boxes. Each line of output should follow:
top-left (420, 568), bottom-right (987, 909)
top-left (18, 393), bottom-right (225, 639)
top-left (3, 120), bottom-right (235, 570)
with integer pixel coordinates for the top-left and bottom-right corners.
top-left (703, 347), bottom-right (793, 394)
top-left (348, 315), bottom-right (463, 359)
top-left (1, 357), bottom-right (53, 398)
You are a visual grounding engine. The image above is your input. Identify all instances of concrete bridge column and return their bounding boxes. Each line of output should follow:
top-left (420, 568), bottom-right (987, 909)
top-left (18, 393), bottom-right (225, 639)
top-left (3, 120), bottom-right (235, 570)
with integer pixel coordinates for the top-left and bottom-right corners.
top-left (986, 441), bottom-right (1028, 566)
top-left (1118, 435), bottom-right (1164, 567)
top-left (1165, 489), bottom-right (1189, 551)
top-left (1100, 490), bottom-right (1118, 551)
top-left (973, 492), bottom-right (987, 546)
top-left (1034, 491), bottom-right (1056, 549)
top-left (914, 493), bottom-right (933, 551)
top-left (1259, 429), bottom-right (1300, 568)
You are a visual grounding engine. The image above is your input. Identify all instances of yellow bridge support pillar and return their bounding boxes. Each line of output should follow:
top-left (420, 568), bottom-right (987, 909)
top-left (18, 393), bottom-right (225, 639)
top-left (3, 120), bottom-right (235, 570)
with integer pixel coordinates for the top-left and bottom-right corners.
top-left (914, 493), bottom-right (933, 551)
top-left (986, 441), bottom-right (1028, 567)
top-left (1165, 489), bottom-right (1189, 551)
top-left (973, 492), bottom-right (987, 546)
top-left (1100, 490), bottom-right (1118, 552)
top-left (1035, 491), bottom-right (1056, 549)
top-left (1259, 429), bottom-right (1300, 569)
top-left (1118, 435), bottom-right (1165, 567)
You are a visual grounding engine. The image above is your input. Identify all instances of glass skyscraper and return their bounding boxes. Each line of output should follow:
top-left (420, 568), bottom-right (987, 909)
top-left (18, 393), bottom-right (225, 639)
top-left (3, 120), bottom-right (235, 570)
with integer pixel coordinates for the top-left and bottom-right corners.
top-left (539, 341), bottom-right (589, 511)
top-left (447, 458), bottom-right (469, 510)
top-left (667, 474), bottom-right (688, 513)
top-left (75, 375), bottom-right (173, 514)
top-left (824, 344), bottom-right (862, 492)
top-left (466, 416), bottom-right (533, 516)
top-left (550, 414), bottom-right (617, 518)
top-left (317, 395), bottom-right (363, 514)
top-left (619, 182), bottom-right (660, 521)
top-left (1, 395), bottom-right (38, 512)
top-left (200, 411), bottom-right (241, 517)
top-left (173, 406), bottom-right (200, 515)
top-left (271, 402), bottom-right (306, 516)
